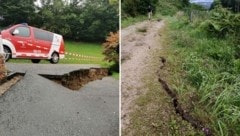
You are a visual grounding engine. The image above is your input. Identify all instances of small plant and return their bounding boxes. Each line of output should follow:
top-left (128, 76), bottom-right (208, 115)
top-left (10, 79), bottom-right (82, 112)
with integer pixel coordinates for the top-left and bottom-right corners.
top-left (136, 27), bottom-right (147, 33)
top-left (0, 55), bottom-right (6, 80)
top-left (103, 31), bottom-right (119, 72)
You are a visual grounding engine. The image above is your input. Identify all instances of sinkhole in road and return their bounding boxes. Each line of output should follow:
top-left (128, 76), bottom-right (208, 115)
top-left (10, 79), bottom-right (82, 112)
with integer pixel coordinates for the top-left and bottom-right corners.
top-left (39, 68), bottom-right (109, 90)
top-left (0, 73), bottom-right (25, 96)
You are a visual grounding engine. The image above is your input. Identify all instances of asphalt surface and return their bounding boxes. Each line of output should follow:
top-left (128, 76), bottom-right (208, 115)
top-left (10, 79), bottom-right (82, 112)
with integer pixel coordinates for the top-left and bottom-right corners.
top-left (0, 63), bottom-right (119, 136)
top-left (6, 63), bottom-right (101, 75)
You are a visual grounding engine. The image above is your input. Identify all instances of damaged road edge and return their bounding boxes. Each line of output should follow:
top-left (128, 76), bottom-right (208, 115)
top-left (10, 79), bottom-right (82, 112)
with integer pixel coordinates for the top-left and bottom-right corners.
top-left (39, 68), bottom-right (109, 90)
top-left (0, 72), bottom-right (25, 96)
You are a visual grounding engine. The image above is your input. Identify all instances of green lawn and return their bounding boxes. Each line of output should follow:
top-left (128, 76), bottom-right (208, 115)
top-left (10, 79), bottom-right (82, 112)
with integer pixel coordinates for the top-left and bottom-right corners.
top-left (8, 41), bottom-right (105, 64)
top-left (61, 41), bottom-right (105, 64)
top-left (7, 40), bottom-right (119, 79)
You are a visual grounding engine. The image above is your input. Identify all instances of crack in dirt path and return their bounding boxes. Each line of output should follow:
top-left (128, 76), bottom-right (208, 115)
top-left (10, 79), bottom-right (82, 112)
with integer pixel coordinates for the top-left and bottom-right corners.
top-left (121, 20), bottom-right (164, 129)
top-left (157, 59), bottom-right (211, 136)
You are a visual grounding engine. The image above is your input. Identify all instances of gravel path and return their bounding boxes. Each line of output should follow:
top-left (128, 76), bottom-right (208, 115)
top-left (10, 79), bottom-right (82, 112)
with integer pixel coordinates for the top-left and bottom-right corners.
top-left (0, 64), bottom-right (119, 136)
top-left (121, 20), bottom-right (164, 129)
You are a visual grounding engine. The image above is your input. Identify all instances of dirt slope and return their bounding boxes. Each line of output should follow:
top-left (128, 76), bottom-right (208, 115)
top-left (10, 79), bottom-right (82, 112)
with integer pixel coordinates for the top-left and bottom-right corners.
top-left (121, 20), bottom-right (164, 129)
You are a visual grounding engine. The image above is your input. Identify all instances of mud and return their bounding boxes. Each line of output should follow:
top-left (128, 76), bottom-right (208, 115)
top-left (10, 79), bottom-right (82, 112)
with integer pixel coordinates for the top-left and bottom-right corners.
top-left (40, 68), bottom-right (109, 90)
top-left (158, 57), bottom-right (211, 136)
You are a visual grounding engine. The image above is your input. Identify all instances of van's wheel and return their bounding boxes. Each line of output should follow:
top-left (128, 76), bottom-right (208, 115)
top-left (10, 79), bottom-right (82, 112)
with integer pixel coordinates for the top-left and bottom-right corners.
top-left (50, 52), bottom-right (59, 64)
top-left (3, 46), bottom-right (11, 62)
top-left (31, 59), bottom-right (41, 63)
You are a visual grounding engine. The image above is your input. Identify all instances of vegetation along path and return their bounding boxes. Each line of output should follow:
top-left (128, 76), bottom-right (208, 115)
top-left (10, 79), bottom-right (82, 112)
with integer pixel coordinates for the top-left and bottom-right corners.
top-left (121, 20), bottom-right (204, 135)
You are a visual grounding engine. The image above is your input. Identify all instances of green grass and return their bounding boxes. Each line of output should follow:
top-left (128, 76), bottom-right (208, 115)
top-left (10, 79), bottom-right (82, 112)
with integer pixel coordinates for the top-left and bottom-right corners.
top-left (64, 41), bottom-right (104, 57)
top-left (165, 13), bottom-right (240, 135)
top-left (8, 41), bottom-right (105, 64)
top-left (61, 41), bottom-right (105, 64)
top-left (121, 15), bottom-right (147, 28)
top-left (111, 72), bottom-right (119, 79)
top-left (7, 40), bottom-right (119, 78)
top-left (122, 13), bottom-right (163, 28)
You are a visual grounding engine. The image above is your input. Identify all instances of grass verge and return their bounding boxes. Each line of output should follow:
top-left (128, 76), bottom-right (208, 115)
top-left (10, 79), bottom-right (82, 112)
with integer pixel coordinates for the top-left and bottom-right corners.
top-left (165, 12), bottom-right (240, 135)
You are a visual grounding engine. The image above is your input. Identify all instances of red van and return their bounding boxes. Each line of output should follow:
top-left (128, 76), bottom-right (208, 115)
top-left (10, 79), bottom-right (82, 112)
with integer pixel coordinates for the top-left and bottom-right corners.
top-left (0, 23), bottom-right (65, 64)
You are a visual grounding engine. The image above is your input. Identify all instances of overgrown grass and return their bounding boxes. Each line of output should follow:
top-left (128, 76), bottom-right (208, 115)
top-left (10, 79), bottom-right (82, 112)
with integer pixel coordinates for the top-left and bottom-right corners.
top-left (121, 13), bottom-right (163, 28)
top-left (121, 15), bottom-right (146, 28)
top-left (166, 12), bottom-right (240, 135)
top-left (111, 72), bottom-right (119, 80)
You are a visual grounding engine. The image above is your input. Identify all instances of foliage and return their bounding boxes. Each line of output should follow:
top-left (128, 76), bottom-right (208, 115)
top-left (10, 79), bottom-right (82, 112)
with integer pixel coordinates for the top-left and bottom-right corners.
top-left (220, 0), bottom-right (240, 12)
top-left (122, 0), bottom-right (190, 19)
top-left (0, 55), bottom-right (6, 80)
top-left (0, 0), bottom-right (36, 26)
top-left (122, 0), bottom-right (158, 17)
top-left (102, 31), bottom-right (119, 71)
top-left (167, 10), bottom-right (240, 135)
top-left (0, 0), bottom-right (119, 42)
top-left (121, 15), bottom-right (146, 28)
top-left (200, 5), bottom-right (240, 38)
top-left (156, 0), bottom-right (180, 16)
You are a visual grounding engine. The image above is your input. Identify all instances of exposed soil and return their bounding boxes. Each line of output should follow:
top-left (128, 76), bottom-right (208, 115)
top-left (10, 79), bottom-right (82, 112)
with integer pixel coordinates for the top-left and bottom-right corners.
top-left (121, 20), bottom-right (164, 129)
top-left (157, 57), bottom-right (211, 135)
top-left (40, 68), bottom-right (109, 90)
top-left (0, 73), bottom-right (24, 96)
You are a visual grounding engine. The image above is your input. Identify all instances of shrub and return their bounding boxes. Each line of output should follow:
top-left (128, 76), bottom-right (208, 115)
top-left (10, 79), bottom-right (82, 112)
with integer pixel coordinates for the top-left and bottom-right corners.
top-left (103, 31), bottom-right (119, 71)
top-left (0, 55), bottom-right (6, 80)
top-left (200, 5), bottom-right (240, 38)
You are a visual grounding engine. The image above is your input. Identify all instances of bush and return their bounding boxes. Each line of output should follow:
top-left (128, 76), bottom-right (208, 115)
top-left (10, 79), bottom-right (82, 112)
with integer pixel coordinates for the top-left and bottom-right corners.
top-left (102, 31), bottom-right (119, 71)
top-left (0, 55), bottom-right (6, 80)
top-left (200, 5), bottom-right (240, 38)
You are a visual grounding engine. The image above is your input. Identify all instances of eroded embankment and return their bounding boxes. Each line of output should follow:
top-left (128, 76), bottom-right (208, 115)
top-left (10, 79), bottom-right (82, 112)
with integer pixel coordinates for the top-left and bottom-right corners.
top-left (158, 57), bottom-right (211, 136)
top-left (0, 73), bottom-right (25, 96)
top-left (40, 68), bottom-right (109, 90)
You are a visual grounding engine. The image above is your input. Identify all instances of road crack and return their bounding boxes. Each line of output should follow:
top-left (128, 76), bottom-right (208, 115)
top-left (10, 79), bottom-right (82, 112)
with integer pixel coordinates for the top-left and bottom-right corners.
top-left (158, 57), bottom-right (211, 136)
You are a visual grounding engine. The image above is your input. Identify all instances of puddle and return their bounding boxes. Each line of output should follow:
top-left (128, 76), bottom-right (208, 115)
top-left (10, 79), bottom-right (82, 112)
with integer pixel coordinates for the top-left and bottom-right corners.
top-left (0, 73), bottom-right (25, 96)
top-left (40, 68), bottom-right (109, 90)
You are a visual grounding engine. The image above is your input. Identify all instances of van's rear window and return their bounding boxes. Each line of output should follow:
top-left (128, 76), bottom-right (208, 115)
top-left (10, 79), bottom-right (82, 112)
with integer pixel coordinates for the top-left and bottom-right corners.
top-left (33, 28), bottom-right (53, 42)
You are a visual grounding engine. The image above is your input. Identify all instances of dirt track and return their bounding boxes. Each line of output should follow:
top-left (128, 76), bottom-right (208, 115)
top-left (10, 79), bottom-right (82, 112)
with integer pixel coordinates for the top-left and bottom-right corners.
top-left (121, 20), bottom-right (164, 129)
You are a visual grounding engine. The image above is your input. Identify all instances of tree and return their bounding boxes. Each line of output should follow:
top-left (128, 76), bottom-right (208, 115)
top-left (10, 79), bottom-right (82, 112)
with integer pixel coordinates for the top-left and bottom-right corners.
top-left (0, 0), bottom-right (119, 42)
top-left (220, 0), bottom-right (240, 12)
top-left (122, 0), bottom-right (158, 17)
top-left (0, 0), bottom-right (36, 26)
top-left (77, 0), bottom-right (119, 41)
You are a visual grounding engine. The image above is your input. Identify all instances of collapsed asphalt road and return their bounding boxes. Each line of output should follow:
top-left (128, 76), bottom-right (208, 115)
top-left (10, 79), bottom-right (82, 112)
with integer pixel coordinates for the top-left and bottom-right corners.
top-left (0, 63), bottom-right (119, 136)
